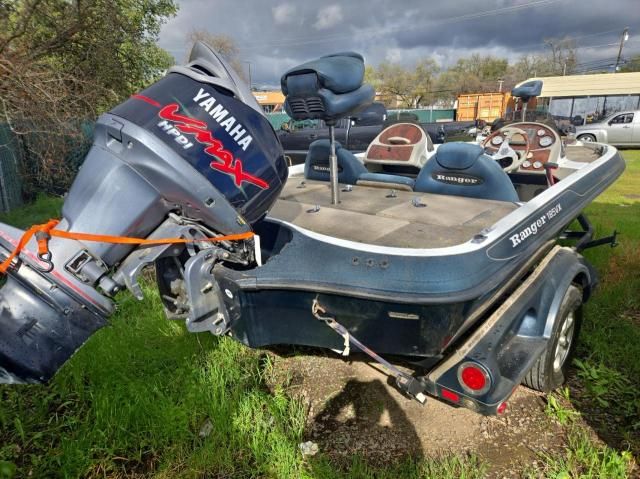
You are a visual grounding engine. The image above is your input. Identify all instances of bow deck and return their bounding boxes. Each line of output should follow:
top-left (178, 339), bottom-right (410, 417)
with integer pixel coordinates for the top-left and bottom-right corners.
top-left (270, 181), bottom-right (518, 248)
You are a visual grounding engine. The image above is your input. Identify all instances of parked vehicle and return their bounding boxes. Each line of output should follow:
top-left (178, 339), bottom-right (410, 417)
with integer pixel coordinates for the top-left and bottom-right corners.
top-left (575, 110), bottom-right (640, 147)
top-left (0, 45), bottom-right (624, 417)
top-left (277, 105), bottom-right (473, 164)
top-left (277, 104), bottom-right (385, 164)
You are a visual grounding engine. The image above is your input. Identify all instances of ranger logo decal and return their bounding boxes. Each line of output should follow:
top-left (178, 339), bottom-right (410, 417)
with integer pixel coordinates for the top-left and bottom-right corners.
top-left (432, 171), bottom-right (484, 186)
top-left (509, 204), bottom-right (562, 247)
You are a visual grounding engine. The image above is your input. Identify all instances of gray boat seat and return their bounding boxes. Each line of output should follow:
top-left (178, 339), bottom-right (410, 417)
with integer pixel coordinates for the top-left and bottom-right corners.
top-left (414, 143), bottom-right (519, 202)
top-left (305, 140), bottom-right (415, 190)
top-left (512, 80), bottom-right (543, 102)
top-left (305, 140), bottom-right (366, 184)
top-left (281, 52), bottom-right (375, 123)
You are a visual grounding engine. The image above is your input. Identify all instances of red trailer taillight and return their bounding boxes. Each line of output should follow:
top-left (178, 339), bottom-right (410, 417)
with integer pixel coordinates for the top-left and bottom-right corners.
top-left (457, 362), bottom-right (491, 395)
top-left (440, 388), bottom-right (460, 403)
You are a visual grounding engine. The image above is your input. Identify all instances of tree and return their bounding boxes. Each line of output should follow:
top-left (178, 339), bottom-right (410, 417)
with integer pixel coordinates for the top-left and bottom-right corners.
top-left (431, 55), bottom-right (508, 102)
top-left (413, 59), bottom-right (440, 106)
top-left (543, 37), bottom-right (578, 75)
top-left (503, 54), bottom-right (550, 90)
top-left (363, 64), bottom-right (379, 88)
top-left (620, 54), bottom-right (640, 72)
top-left (0, 0), bottom-right (177, 194)
top-left (375, 59), bottom-right (439, 108)
top-left (188, 31), bottom-right (248, 83)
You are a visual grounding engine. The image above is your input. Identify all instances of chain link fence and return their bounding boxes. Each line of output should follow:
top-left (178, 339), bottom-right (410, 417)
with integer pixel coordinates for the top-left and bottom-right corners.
top-left (0, 122), bottom-right (94, 213)
top-left (0, 124), bottom-right (25, 213)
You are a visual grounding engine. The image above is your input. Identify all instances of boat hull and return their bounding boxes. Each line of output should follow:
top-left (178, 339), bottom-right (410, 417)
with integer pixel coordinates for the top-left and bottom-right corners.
top-left (214, 145), bottom-right (624, 360)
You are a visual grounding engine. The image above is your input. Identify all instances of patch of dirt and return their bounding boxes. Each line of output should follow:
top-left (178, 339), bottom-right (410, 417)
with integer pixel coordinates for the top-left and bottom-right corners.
top-left (623, 309), bottom-right (640, 327)
top-left (270, 351), bottom-right (569, 478)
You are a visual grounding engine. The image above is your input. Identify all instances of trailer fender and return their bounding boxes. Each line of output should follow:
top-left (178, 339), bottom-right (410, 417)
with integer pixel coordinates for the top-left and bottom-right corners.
top-left (425, 246), bottom-right (594, 414)
top-left (539, 249), bottom-right (592, 342)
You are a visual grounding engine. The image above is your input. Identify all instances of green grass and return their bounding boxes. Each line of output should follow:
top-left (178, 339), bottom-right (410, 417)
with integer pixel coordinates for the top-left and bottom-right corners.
top-left (0, 204), bottom-right (481, 476)
top-left (1, 152), bottom-right (639, 478)
top-left (573, 150), bottom-right (640, 457)
top-left (1, 287), bottom-right (309, 478)
top-left (527, 428), bottom-right (633, 479)
top-left (0, 194), bottom-right (63, 229)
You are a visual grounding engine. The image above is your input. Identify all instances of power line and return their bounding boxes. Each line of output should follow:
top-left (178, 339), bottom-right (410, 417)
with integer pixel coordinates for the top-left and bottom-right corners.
top-left (573, 38), bottom-right (638, 51)
top-left (236, 0), bottom-right (561, 50)
top-left (507, 27), bottom-right (630, 52)
top-left (574, 56), bottom-right (620, 67)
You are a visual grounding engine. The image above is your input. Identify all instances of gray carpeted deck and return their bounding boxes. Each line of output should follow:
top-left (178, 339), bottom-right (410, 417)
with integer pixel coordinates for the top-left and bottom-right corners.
top-left (269, 180), bottom-right (519, 248)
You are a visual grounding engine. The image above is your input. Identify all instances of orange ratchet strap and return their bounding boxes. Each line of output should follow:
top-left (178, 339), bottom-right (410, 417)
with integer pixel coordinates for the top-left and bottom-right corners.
top-left (0, 219), bottom-right (254, 275)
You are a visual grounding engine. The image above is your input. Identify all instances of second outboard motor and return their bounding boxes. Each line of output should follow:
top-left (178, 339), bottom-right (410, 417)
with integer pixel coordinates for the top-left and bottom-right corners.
top-left (0, 42), bottom-right (288, 383)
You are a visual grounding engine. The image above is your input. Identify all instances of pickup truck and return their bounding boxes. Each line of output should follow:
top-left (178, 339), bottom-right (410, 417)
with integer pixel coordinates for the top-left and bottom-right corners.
top-left (276, 103), bottom-right (389, 164)
top-left (575, 110), bottom-right (640, 147)
top-left (276, 105), bottom-right (475, 164)
top-left (277, 117), bottom-right (383, 165)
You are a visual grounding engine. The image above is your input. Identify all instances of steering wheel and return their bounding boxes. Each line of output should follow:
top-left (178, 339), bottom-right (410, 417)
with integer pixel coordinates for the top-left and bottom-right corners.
top-left (482, 126), bottom-right (531, 173)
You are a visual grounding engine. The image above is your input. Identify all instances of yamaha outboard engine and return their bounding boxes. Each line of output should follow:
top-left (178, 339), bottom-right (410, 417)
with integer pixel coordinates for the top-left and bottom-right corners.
top-left (0, 42), bottom-right (288, 383)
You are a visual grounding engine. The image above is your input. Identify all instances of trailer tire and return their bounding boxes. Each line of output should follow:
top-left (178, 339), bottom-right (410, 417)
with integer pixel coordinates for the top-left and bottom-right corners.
top-left (523, 285), bottom-right (582, 392)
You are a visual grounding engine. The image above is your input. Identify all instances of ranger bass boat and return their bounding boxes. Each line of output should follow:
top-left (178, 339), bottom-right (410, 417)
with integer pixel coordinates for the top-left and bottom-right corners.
top-left (0, 44), bottom-right (624, 415)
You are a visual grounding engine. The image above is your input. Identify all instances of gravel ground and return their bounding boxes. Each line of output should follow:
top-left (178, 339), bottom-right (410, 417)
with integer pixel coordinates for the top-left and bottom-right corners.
top-left (269, 351), bottom-right (570, 478)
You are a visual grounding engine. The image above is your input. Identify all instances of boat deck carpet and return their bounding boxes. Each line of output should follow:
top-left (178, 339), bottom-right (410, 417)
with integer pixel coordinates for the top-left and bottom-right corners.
top-left (269, 180), bottom-right (518, 248)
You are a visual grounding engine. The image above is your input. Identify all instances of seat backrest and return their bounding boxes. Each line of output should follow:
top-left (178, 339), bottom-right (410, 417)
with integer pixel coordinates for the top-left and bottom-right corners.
top-left (414, 143), bottom-right (519, 202)
top-left (304, 139), bottom-right (367, 184)
top-left (281, 52), bottom-right (375, 124)
top-left (511, 80), bottom-right (543, 103)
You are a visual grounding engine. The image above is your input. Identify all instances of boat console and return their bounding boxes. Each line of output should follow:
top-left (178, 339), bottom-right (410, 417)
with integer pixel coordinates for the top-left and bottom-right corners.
top-left (482, 122), bottom-right (562, 174)
top-left (364, 122), bottom-right (433, 172)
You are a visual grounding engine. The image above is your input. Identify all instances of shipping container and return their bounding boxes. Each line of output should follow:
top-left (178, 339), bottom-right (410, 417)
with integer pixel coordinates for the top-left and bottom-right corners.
top-left (456, 92), bottom-right (511, 122)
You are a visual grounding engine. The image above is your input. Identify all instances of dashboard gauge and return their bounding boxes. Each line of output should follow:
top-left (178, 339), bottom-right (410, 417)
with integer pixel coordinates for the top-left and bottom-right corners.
top-left (522, 160), bottom-right (532, 168)
top-left (539, 136), bottom-right (553, 147)
top-left (533, 161), bottom-right (543, 169)
top-left (491, 135), bottom-right (504, 146)
top-left (537, 129), bottom-right (546, 137)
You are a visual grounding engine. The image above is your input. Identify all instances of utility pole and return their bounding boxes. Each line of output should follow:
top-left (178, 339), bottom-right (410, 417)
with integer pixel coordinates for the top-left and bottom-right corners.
top-left (497, 78), bottom-right (504, 92)
top-left (615, 27), bottom-right (630, 72)
top-left (243, 61), bottom-right (253, 89)
top-left (563, 62), bottom-right (567, 76)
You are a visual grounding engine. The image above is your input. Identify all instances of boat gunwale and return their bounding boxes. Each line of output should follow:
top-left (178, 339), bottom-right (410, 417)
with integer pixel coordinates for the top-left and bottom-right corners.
top-left (271, 144), bottom-right (622, 257)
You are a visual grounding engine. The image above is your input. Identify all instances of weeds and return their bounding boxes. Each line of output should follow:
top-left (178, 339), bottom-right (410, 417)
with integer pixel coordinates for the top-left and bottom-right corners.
top-left (546, 388), bottom-right (581, 425)
top-left (573, 359), bottom-right (638, 419)
top-left (527, 428), bottom-right (633, 479)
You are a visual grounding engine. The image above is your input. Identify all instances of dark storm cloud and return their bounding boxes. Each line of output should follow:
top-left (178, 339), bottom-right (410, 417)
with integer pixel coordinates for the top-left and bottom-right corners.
top-left (157, 0), bottom-right (640, 87)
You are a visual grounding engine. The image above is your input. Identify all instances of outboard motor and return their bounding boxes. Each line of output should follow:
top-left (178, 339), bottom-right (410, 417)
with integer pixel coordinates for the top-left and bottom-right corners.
top-left (0, 42), bottom-right (288, 383)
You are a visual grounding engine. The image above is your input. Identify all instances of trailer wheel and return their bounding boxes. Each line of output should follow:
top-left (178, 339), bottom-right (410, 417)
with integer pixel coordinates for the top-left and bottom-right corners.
top-left (523, 285), bottom-right (582, 392)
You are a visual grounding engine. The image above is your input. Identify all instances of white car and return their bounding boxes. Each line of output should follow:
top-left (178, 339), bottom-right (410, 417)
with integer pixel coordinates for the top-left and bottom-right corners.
top-left (575, 110), bottom-right (640, 147)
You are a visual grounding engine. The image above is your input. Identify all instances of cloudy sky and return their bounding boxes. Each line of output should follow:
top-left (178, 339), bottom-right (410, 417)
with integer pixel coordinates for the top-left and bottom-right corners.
top-left (158, 0), bottom-right (640, 88)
